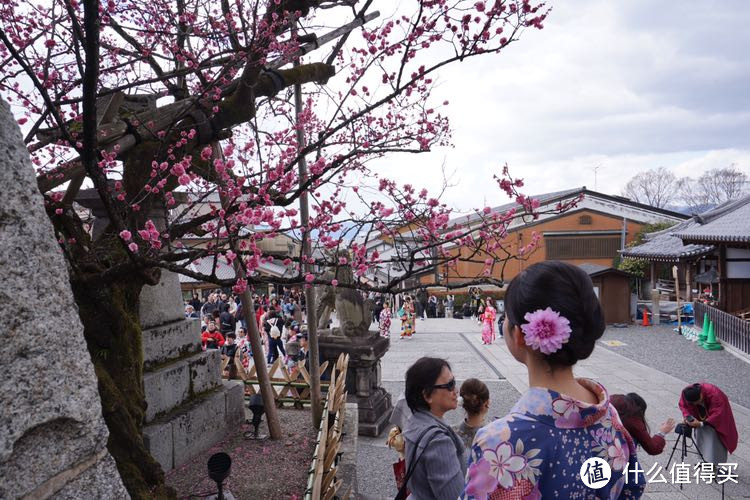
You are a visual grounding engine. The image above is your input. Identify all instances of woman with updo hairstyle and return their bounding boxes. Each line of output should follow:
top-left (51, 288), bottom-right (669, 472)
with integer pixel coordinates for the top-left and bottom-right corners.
top-left (453, 378), bottom-right (490, 461)
top-left (462, 261), bottom-right (645, 499)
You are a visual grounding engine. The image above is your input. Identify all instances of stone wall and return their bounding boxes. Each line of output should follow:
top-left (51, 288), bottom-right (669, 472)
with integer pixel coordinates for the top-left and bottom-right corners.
top-left (0, 98), bottom-right (129, 498)
top-left (137, 230), bottom-right (244, 472)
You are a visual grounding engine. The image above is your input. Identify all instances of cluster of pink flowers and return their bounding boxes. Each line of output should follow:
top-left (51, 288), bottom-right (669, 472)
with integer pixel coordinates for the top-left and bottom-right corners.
top-left (137, 220), bottom-right (162, 249)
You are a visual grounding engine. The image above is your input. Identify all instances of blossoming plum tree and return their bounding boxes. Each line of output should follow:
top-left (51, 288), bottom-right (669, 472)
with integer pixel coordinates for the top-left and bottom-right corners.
top-left (0, 0), bottom-right (560, 496)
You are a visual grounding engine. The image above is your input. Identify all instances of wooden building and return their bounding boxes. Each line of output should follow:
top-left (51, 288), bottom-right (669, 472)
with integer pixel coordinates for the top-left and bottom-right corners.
top-left (434, 187), bottom-right (687, 286)
top-left (578, 263), bottom-right (632, 324)
top-left (622, 195), bottom-right (750, 355)
top-left (671, 197), bottom-right (750, 314)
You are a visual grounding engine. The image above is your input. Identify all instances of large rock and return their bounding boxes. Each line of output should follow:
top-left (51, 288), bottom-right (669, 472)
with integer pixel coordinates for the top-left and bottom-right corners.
top-left (0, 98), bottom-right (128, 498)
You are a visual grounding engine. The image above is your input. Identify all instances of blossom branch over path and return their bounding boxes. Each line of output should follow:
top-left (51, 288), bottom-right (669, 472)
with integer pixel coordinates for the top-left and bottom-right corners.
top-left (1, 0), bottom-right (559, 497)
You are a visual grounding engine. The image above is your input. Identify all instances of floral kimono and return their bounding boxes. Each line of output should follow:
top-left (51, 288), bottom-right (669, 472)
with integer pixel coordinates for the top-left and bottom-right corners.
top-left (463, 379), bottom-right (645, 500)
top-left (379, 307), bottom-right (392, 337)
top-left (400, 301), bottom-right (415, 338)
top-left (481, 305), bottom-right (497, 344)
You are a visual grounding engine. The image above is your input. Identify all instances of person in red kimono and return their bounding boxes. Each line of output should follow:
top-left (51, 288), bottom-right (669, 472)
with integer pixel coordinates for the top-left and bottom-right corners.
top-left (679, 382), bottom-right (738, 464)
top-left (611, 393), bottom-right (675, 455)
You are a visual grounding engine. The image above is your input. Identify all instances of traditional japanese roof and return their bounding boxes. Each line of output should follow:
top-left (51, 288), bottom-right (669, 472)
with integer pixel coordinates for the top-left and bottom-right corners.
top-left (672, 195), bottom-right (750, 244)
top-left (695, 267), bottom-right (720, 284)
top-left (450, 187), bottom-right (687, 229)
top-left (178, 255), bottom-right (289, 283)
top-left (619, 219), bottom-right (714, 262)
top-left (578, 263), bottom-right (630, 277)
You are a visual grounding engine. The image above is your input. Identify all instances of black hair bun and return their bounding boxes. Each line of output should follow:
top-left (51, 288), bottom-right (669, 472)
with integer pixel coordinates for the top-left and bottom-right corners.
top-left (505, 261), bottom-right (606, 367)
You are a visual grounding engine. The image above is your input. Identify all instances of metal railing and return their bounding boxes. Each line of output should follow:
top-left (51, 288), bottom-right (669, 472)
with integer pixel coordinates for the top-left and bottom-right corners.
top-left (694, 302), bottom-right (750, 356)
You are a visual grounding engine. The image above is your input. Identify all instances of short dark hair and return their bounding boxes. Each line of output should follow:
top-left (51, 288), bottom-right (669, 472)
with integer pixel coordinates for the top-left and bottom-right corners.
top-left (222, 303), bottom-right (230, 312)
top-left (227, 333), bottom-right (236, 339)
top-left (405, 357), bottom-right (451, 412)
top-left (505, 261), bottom-right (605, 368)
top-left (682, 383), bottom-right (702, 403)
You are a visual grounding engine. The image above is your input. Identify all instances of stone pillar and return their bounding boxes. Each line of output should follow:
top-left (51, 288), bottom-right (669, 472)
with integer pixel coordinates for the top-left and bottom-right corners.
top-left (650, 288), bottom-right (661, 325)
top-left (0, 98), bottom-right (129, 498)
top-left (74, 196), bottom-right (245, 471)
top-left (319, 333), bottom-right (392, 436)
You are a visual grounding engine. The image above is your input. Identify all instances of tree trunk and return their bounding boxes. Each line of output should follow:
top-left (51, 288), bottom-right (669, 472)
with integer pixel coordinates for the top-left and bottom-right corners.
top-left (71, 276), bottom-right (175, 499)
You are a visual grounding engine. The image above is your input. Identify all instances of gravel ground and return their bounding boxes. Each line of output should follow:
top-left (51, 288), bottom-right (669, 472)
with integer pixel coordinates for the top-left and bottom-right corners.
top-left (356, 379), bottom-right (521, 499)
top-left (166, 407), bottom-right (316, 499)
top-left (600, 325), bottom-right (750, 408)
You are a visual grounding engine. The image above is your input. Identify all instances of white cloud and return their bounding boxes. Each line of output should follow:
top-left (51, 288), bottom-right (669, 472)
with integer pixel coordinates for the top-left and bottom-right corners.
top-left (372, 0), bottom-right (750, 211)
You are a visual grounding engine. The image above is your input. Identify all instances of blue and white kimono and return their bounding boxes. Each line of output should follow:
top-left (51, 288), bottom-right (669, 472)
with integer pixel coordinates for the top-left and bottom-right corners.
top-left (462, 379), bottom-right (645, 499)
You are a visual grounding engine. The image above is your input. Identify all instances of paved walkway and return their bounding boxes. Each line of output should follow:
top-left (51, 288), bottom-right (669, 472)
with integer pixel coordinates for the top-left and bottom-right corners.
top-left (470, 321), bottom-right (750, 499)
top-left (357, 318), bottom-right (750, 499)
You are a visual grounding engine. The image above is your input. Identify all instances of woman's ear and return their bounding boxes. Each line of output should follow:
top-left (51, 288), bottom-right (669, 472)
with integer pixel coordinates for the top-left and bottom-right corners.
top-left (422, 389), bottom-right (431, 406)
top-left (511, 325), bottom-right (526, 349)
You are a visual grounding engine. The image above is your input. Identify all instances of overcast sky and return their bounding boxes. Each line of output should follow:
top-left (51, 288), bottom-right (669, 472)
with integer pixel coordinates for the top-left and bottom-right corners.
top-left (371, 0), bottom-right (750, 212)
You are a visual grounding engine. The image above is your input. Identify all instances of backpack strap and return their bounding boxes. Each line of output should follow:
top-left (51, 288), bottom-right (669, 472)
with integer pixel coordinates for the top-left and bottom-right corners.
top-left (395, 426), bottom-right (443, 500)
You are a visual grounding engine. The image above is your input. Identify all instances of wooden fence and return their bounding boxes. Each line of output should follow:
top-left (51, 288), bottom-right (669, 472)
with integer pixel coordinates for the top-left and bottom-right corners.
top-left (695, 302), bottom-right (750, 356)
top-left (222, 353), bottom-right (331, 407)
top-left (305, 353), bottom-right (350, 500)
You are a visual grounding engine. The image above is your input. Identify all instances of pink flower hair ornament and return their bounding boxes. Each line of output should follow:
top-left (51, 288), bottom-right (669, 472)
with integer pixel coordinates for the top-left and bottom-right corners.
top-left (520, 307), bottom-right (572, 355)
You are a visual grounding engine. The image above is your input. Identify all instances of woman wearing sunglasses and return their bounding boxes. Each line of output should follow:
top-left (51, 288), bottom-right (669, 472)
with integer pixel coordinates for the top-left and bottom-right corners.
top-left (400, 357), bottom-right (465, 500)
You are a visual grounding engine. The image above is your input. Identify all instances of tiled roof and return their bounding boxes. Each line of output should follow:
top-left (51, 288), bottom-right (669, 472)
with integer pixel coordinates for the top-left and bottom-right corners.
top-left (617, 198), bottom-right (750, 261)
top-left (450, 187), bottom-right (584, 228)
top-left (179, 256), bottom-right (289, 283)
top-left (672, 195), bottom-right (750, 243)
top-left (578, 263), bottom-right (630, 277)
top-left (620, 218), bottom-right (714, 262)
top-left (578, 263), bottom-right (609, 275)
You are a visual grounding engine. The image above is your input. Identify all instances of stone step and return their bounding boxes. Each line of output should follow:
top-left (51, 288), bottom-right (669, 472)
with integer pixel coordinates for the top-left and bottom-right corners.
top-left (143, 380), bottom-right (245, 471)
top-left (142, 318), bottom-right (202, 370)
top-left (143, 349), bottom-right (223, 423)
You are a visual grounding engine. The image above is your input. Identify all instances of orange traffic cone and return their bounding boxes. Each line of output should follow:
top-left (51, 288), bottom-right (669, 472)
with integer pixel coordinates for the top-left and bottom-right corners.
top-left (642, 309), bottom-right (650, 327)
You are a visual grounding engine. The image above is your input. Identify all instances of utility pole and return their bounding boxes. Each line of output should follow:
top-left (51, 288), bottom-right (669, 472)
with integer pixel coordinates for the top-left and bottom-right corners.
top-left (293, 27), bottom-right (323, 428)
top-left (589, 164), bottom-right (602, 191)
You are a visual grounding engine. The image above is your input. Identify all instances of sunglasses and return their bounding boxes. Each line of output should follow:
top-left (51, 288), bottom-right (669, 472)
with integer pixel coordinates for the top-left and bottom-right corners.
top-left (431, 378), bottom-right (456, 391)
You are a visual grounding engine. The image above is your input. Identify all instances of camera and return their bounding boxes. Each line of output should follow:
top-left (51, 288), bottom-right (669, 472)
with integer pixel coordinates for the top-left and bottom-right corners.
top-left (674, 423), bottom-right (692, 438)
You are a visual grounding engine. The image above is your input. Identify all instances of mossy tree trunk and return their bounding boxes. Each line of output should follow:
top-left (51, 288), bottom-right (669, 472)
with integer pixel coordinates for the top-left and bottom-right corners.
top-left (71, 274), bottom-right (175, 499)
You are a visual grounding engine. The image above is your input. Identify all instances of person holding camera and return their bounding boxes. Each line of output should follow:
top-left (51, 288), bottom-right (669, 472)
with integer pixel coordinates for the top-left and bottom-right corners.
top-left (611, 393), bottom-right (675, 455)
top-left (679, 383), bottom-right (738, 464)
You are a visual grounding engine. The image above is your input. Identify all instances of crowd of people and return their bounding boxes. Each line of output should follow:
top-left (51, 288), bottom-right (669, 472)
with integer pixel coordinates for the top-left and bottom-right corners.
top-left (386, 261), bottom-right (739, 499)
top-left (188, 286), bottom-right (315, 377)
